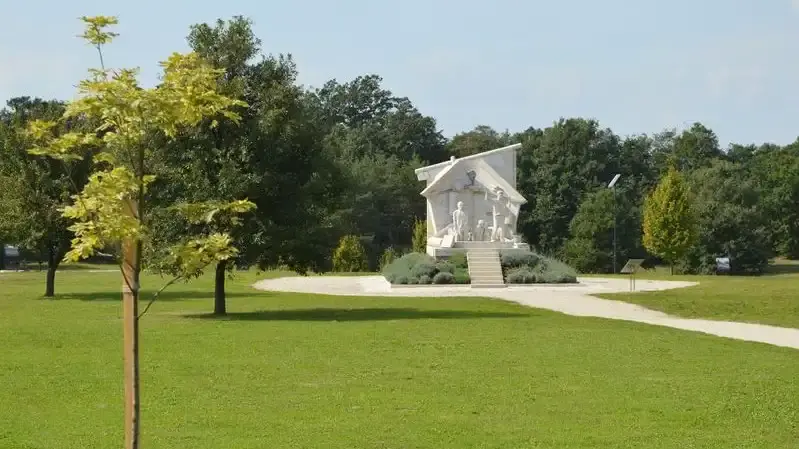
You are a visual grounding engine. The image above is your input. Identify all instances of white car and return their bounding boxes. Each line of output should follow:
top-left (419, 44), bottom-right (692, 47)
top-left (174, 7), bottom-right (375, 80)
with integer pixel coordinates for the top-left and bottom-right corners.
top-left (4, 245), bottom-right (20, 258)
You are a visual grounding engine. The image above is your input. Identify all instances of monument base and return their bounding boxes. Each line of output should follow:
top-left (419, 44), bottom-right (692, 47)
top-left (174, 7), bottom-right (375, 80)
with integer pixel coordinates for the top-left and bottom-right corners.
top-left (426, 241), bottom-right (531, 258)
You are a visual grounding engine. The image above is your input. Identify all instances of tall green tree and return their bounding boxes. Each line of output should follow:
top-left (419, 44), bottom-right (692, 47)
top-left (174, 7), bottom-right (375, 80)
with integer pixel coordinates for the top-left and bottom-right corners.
top-left (563, 187), bottom-right (642, 273)
top-left (680, 160), bottom-right (770, 274)
top-left (651, 123), bottom-right (723, 173)
top-left (513, 126), bottom-right (544, 246)
top-left (446, 125), bottom-right (514, 158)
top-left (149, 16), bottom-right (345, 313)
top-left (308, 75), bottom-right (447, 164)
top-left (642, 167), bottom-right (698, 274)
top-left (748, 143), bottom-right (799, 259)
top-left (27, 16), bottom-right (251, 449)
top-left (0, 97), bottom-right (93, 295)
top-left (306, 74), bottom-right (442, 262)
top-left (525, 118), bottom-right (621, 254)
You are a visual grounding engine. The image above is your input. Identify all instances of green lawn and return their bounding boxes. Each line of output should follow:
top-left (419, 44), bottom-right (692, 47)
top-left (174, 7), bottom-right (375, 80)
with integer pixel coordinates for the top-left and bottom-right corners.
top-left (1, 270), bottom-right (798, 448)
top-left (595, 261), bottom-right (799, 328)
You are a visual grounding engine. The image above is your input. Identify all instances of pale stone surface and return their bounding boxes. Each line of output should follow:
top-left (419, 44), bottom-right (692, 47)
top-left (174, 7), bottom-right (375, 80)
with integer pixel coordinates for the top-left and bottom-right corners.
top-left (415, 144), bottom-right (527, 256)
top-left (252, 276), bottom-right (799, 350)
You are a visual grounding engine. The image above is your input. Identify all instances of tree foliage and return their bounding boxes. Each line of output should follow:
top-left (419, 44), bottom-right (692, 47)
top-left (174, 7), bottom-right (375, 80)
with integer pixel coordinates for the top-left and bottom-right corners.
top-left (679, 161), bottom-right (771, 274)
top-left (412, 219), bottom-right (427, 254)
top-left (0, 97), bottom-right (94, 294)
top-left (332, 235), bottom-right (368, 272)
top-left (563, 188), bottom-right (642, 273)
top-left (642, 168), bottom-right (698, 272)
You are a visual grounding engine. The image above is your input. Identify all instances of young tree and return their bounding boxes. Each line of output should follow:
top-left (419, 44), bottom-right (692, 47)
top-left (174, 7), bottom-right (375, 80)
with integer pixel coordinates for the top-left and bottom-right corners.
top-left (27, 16), bottom-right (251, 449)
top-left (412, 218), bottom-right (427, 254)
top-left (642, 167), bottom-right (698, 274)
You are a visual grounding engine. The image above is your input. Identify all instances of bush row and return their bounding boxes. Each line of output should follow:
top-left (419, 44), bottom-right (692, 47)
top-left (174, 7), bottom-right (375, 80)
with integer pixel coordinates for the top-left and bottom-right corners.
top-left (383, 252), bottom-right (470, 285)
top-left (500, 250), bottom-right (578, 284)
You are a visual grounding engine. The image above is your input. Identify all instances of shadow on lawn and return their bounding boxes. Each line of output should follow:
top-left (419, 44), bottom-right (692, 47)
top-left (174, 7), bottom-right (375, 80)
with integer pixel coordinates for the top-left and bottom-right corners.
top-left (185, 308), bottom-right (528, 322)
top-left (763, 262), bottom-right (799, 276)
top-left (55, 290), bottom-right (258, 302)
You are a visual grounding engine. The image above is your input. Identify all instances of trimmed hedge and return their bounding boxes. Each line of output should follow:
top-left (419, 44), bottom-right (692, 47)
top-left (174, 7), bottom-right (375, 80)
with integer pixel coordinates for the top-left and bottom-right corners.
top-left (383, 252), bottom-right (470, 285)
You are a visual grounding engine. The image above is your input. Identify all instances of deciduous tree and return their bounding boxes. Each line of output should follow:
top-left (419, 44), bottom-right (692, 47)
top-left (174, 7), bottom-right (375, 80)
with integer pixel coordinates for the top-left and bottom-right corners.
top-left (0, 97), bottom-right (93, 295)
top-left (27, 16), bottom-right (251, 449)
top-left (642, 167), bottom-right (698, 274)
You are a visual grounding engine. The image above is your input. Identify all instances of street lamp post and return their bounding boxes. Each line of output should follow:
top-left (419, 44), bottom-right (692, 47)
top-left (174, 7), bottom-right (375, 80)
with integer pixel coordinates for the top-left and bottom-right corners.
top-left (608, 174), bottom-right (621, 273)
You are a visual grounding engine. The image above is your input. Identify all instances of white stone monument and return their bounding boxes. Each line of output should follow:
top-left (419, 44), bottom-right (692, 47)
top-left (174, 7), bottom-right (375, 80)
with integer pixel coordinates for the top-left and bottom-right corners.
top-left (414, 144), bottom-right (529, 257)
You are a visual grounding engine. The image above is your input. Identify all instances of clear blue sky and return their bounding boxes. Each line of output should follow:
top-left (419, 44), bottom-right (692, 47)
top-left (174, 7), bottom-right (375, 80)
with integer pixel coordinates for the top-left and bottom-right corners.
top-left (2, 0), bottom-right (799, 146)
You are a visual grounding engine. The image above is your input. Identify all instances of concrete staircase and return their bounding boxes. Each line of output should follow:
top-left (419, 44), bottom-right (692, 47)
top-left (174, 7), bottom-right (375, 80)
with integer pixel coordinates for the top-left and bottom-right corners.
top-left (466, 248), bottom-right (506, 288)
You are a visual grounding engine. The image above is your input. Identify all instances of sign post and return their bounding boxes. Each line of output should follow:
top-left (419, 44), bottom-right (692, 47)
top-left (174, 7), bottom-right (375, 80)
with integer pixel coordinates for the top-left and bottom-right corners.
top-left (620, 259), bottom-right (645, 292)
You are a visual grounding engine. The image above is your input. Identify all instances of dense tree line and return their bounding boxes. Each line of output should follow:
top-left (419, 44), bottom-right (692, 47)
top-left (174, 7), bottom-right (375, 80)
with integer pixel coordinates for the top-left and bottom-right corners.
top-left (2, 15), bottom-right (799, 305)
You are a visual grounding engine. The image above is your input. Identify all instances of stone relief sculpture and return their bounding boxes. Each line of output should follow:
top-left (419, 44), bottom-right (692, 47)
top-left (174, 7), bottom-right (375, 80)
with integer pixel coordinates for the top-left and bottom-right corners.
top-left (415, 144), bottom-right (530, 256)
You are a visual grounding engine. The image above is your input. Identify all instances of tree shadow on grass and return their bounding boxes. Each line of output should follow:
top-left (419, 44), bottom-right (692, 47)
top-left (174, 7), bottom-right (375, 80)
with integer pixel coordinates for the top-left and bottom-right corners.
top-left (185, 308), bottom-right (529, 322)
top-left (762, 262), bottom-right (799, 276)
top-left (55, 290), bottom-right (259, 302)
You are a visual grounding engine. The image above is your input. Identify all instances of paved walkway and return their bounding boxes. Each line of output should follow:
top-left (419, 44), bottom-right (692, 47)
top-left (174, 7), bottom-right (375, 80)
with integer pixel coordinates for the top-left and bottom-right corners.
top-left (253, 276), bottom-right (799, 350)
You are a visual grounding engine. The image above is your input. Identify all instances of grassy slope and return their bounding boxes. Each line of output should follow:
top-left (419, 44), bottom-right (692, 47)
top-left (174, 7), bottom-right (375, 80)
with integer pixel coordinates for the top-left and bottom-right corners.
top-left (1, 270), bottom-right (798, 448)
top-left (594, 261), bottom-right (799, 328)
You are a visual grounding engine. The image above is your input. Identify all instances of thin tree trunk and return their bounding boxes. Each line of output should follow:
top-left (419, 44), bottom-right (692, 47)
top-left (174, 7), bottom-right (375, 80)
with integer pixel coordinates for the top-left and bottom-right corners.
top-left (45, 247), bottom-right (58, 297)
top-left (214, 260), bottom-right (227, 315)
top-left (122, 237), bottom-right (141, 449)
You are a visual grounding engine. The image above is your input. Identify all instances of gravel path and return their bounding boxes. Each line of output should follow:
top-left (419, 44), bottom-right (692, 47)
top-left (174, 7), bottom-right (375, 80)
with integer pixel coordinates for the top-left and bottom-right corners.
top-left (253, 276), bottom-right (799, 350)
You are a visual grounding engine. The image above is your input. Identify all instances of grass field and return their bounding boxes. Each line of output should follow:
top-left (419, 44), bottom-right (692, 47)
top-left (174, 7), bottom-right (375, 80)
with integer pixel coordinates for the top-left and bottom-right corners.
top-left (596, 260), bottom-right (799, 328)
top-left (1, 269), bottom-right (798, 448)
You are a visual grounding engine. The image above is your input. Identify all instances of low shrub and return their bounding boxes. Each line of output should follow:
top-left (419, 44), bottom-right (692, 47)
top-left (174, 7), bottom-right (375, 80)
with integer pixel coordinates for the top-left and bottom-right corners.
top-left (411, 262), bottom-right (438, 279)
top-left (536, 257), bottom-right (578, 283)
top-left (383, 253), bottom-right (434, 281)
top-left (432, 272), bottom-right (455, 284)
top-left (448, 252), bottom-right (468, 269)
top-left (379, 247), bottom-right (400, 270)
top-left (500, 250), bottom-right (540, 271)
top-left (382, 252), bottom-right (470, 284)
top-left (453, 267), bottom-right (470, 284)
top-left (506, 267), bottom-right (536, 284)
top-left (498, 249), bottom-right (577, 284)
top-left (435, 260), bottom-right (455, 274)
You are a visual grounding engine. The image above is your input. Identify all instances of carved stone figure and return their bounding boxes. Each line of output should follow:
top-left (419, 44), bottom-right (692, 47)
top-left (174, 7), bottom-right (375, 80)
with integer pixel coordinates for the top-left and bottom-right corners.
top-left (474, 219), bottom-right (487, 242)
top-left (451, 201), bottom-right (467, 242)
top-left (490, 190), bottom-right (508, 242)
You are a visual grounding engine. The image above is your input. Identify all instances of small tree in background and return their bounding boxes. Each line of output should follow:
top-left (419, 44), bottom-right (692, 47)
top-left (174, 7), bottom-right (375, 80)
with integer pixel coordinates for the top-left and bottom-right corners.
top-left (642, 167), bottom-right (698, 274)
top-left (412, 219), bottom-right (427, 254)
top-left (332, 235), bottom-right (368, 272)
top-left (379, 246), bottom-right (399, 270)
top-left (0, 97), bottom-right (94, 296)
